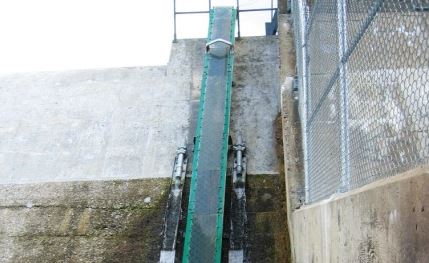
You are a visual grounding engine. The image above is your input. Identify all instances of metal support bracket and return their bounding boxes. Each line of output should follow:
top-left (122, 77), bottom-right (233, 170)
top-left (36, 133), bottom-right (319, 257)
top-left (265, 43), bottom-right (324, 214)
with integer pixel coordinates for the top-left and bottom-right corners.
top-left (205, 38), bottom-right (234, 53)
top-left (232, 134), bottom-right (246, 180)
top-left (160, 146), bottom-right (188, 263)
top-left (229, 133), bottom-right (247, 263)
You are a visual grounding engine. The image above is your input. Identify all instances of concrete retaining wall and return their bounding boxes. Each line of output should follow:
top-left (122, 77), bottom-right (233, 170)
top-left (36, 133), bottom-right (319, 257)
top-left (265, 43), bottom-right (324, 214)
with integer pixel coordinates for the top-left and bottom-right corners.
top-left (292, 167), bottom-right (429, 263)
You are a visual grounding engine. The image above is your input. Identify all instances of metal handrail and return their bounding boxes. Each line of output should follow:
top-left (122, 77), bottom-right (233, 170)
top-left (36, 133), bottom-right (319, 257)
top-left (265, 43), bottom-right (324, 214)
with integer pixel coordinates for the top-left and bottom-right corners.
top-left (173, 0), bottom-right (277, 42)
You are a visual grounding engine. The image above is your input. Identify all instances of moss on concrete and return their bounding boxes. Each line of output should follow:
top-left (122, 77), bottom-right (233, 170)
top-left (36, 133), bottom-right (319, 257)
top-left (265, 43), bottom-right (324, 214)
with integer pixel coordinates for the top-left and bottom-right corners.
top-left (245, 174), bottom-right (290, 263)
top-left (239, 114), bottom-right (293, 263)
top-left (244, 116), bottom-right (292, 263)
top-left (0, 178), bottom-right (170, 262)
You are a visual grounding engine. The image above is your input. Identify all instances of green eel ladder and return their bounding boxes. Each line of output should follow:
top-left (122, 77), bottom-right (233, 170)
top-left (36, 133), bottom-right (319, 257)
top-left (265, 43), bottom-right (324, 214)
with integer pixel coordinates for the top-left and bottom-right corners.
top-left (182, 7), bottom-right (236, 263)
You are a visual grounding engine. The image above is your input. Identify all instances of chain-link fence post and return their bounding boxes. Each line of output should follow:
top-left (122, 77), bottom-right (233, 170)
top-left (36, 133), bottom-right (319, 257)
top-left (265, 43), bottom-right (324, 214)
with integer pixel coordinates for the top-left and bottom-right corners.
top-left (337, 0), bottom-right (350, 193)
top-left (295, 0), bottom-right (310, 203)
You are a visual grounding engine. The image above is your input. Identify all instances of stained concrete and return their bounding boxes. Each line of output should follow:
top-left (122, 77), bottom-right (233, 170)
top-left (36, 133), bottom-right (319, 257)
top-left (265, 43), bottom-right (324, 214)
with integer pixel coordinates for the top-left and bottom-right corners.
top-left (279, 14), bottom-right (305, 262)
top-left (232, 36), bottom-right (280, 175)
top-left (0, 178), bottom-right (170, 262)
top-left (278, 14), bottom-right (304, 211)
top-left (292, 167), bottom-right (429, 263)
top-left (243, 174), bottom-right (290, 262)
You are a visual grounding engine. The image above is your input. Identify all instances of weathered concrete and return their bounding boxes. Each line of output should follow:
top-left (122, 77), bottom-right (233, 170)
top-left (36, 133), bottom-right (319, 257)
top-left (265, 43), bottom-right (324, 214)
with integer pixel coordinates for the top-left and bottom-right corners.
top-left (0, 178), bottom-right (170, 262)
top-left (278, 14), bottom-right (304, 209)
top-left (292, 166), bottom-right (429, 263)
top-left (223, 174), bottom-right (290, 263)
top-left (279, 13), bottom-right (304, 262)
top-left (232, 36), bottom-right (280, 175)
top-left (245, 174), bottom-right (290, 262)
top-left (0, 37), bottom-right (280, 184)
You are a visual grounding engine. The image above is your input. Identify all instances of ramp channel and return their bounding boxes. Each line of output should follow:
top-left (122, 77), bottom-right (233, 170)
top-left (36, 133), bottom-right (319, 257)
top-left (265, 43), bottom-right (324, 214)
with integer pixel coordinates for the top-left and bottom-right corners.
top-left (182, 7), bottom-right (236, 263)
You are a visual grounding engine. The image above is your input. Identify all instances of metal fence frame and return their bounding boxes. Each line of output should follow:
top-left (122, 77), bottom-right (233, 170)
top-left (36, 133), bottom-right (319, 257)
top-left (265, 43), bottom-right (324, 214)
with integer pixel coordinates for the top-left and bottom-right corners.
top-left (292, 0), bottom-right (429, 203)
top-left (173, 0), bottom-right (278, 41)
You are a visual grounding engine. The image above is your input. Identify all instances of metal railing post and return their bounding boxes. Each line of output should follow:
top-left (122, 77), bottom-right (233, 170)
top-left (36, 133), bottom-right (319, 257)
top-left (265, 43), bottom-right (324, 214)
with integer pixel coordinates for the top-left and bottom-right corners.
top-left (337, 0), bottom-right (350, 192)
top-left (173, 0), bottom-right (277, 41)
top-left (297, 0), bottom-right (310, 203)
top-left (236, 0), bottom-right (241, 38)
top-left (173, 0), bottom-right (177, 42)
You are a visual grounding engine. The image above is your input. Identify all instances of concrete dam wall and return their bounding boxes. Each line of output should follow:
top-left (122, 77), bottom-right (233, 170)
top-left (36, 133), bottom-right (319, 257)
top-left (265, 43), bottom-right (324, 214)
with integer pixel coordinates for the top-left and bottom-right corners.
top-left (0, 37), bottom-right (290, 262)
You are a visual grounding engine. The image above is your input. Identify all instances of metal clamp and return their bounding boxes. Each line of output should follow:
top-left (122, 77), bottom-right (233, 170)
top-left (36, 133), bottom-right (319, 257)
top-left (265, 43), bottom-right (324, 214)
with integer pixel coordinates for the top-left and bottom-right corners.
top-left (233, 134), bottom-right (246, 178)
top-left (174, 146), bottom-right (187, 180)
top-left (205, 38), bottom-right (234, 53)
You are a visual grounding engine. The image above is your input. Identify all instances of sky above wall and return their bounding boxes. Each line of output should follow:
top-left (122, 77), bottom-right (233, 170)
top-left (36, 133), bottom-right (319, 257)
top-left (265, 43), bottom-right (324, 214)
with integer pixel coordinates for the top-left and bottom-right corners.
top-left (0, 0), bottom-right (276, 74)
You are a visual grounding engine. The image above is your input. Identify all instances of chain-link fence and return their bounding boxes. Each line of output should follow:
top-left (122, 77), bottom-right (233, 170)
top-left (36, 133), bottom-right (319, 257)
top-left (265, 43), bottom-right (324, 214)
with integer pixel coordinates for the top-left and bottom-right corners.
top-left (292, 0), bottom-right (429, 203)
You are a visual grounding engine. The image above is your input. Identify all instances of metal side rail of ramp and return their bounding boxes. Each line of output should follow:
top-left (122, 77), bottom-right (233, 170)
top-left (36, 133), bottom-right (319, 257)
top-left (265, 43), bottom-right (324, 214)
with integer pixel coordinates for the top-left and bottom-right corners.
top-left (182, 7), bottom-right (236, 263)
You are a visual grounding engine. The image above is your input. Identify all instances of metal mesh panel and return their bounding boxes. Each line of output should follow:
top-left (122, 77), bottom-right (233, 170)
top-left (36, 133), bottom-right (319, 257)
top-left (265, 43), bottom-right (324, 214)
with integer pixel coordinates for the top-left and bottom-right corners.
top-left (307, 0), bottom-right (339, 115)
top-left (307, 79), bottom-right (342, 201)
top-left (292, 0), bottom-right (429, 203)
top-left (347, 1), bottom-right (429, 189)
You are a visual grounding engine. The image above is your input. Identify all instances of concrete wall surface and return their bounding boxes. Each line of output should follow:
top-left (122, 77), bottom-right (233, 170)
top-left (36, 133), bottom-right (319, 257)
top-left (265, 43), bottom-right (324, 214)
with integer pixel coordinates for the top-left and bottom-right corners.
top-left (291, 166), bottom-right (429, 263)
top-left (231, 36), bottom-right (280, 175)
top-left (0, 36), bottom-right (280, 184)
top-left (0, 65), bottom-right (190, 183)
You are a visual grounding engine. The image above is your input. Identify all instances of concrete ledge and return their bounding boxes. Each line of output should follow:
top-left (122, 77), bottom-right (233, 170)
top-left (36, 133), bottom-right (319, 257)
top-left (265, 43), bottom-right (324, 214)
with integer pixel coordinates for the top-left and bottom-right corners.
top-left (292, 166), bottom-right (429, 263)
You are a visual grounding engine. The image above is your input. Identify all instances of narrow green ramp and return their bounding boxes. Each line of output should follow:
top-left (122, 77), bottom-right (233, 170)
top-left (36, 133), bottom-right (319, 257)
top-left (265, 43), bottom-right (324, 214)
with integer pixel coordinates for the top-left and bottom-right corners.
top-left (182, 7), bottom-right (236, 263)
